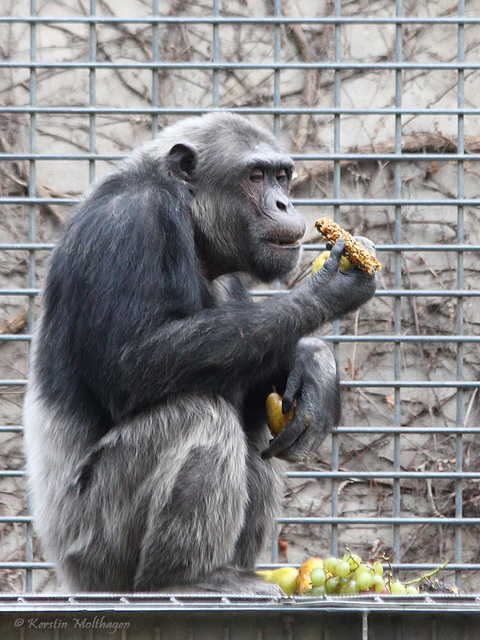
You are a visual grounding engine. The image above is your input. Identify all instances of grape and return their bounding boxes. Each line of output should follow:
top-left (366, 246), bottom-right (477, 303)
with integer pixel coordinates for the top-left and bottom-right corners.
top-left (304, 550), bottom-right (427, 597)
top-left (355, 563), bottom-right (371, 575)
top-left (356, 571), bottom-right (373, 592)
top-left (371, 574), bottom-right (386, 592)
top-left (336, 560), bottom-right (351, 578)
top-left (390, 581), bottom-right (407, 595)
top-left (310, 567), bottom-right (327, 587)
top-left (339, 255), bottom-right (352, 271)
top-left (323, 557), bottom-right (339, 575)
top-left (343, 553), bottom-right (362, 571)
top-left (340, 579), bottom-right (358, 594)
top-left (325, 576), bottom-right (340, 593)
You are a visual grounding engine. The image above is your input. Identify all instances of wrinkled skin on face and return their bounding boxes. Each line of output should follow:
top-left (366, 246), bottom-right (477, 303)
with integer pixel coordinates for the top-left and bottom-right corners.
top-left (161, 118), bottom-right (305, 283)
top-left (241, 152), bottom-right (306, 282)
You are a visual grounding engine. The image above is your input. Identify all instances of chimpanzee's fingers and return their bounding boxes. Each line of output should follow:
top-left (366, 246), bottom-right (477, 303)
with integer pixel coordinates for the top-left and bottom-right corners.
top-left (325, 238), bottom-right (345, 268)
top-left (282, 369), bottom-right (302, 414)
top-left (275, 428), bottom-right (321, 463)
top-left (261, 417), bottom-right (305, 460)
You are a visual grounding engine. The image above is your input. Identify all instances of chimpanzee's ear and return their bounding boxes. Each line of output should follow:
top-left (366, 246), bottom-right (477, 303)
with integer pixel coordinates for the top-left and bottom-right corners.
top-left (167, 143), bottom-right (198, 181)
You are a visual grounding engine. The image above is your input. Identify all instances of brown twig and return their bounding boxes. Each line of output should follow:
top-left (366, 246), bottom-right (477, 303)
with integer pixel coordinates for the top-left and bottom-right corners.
top-left (291, 132), bottom-right (480, 190)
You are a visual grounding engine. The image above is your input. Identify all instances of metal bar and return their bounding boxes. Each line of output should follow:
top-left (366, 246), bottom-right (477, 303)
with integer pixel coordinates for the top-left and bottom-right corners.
top-left (3, 333), bottom-right (477, 343)
top-left (273, 0), bottom-right (282, 138)
top-left (303, 244), bottom-right (480, 251)
top-left (1, 15), bottom-right (480, 25)
top-left (3, 424), bottom-right (480, 435)
top-left (5, 196), bottom-right (480, 206)
top-left (3, 152), bottom-right (480, 161)
top-left (330, 0), bottom-right (342, 559)
top-left (2, 379), bottom-right (480, 388)
top-left (285, 471), bottom-right (480, 480)
top-left (250, 290), bottom-right (480, 297)
top-left (0, 508), bottom-right (480, 525)
top-left (1, 106), bottom-right (479, 115)
top-left (2, 287), bottom-right (480, 298)
top-left (151, 0), bottom-right (159, 138)
top-left (88, 0), bottom-right (97, 185)
top-left (24, 0), bottom-right (37, 594)
top-left (392, 0), bottom-right (403, 569)
top-left (3, 60), bottom-right (480, 70)
top-left (2, 243), bottom-right (480, 252)
top-left (268, 0), bottom-right (283, 566)
top-left (454, 0), bottom-right (466, 590)
top-left (0, 563), bottom-right (53, 569)
top-left (277, 516), bottom-right (480, 524)
top-left (212, 0), bottom-right (220, 108)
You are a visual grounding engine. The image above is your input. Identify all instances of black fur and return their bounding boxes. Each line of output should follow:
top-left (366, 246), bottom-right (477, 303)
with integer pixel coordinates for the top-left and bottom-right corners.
top-left (24, 113), bottom-right (376, 593)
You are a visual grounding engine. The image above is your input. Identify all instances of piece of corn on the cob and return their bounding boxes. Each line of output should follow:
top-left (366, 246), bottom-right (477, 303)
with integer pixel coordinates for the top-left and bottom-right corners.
top-left (314, 217), bottom-right (382, 274)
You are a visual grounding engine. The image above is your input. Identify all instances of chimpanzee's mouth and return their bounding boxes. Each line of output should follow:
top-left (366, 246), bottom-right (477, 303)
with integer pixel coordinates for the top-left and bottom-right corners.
top-left (267, 238), bottom-right (301, 249)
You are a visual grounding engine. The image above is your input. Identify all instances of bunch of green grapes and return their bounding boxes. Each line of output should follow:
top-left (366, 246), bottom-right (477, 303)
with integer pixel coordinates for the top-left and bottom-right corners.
top-left (304, 552), bottom-right (419, 596)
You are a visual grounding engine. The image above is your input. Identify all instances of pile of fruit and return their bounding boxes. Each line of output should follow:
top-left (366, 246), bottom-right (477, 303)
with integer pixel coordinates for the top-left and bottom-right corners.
top-left (256, 551), bottom-right (448, 596)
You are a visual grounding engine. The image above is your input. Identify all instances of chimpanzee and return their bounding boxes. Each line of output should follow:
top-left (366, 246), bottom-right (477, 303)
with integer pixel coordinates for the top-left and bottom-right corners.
top-left (24, 112), bottom-right (376, 593)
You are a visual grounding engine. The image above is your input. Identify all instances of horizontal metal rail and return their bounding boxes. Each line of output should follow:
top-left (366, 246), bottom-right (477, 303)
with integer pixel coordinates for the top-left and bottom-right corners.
top-left (1, 106), bottom-right (479, 116)
top-left (2, 470), bottom-right (480, 481)
top-left (0, 562), bottom-right (53, 570)
top-left (251, 290), bottom-right (480, 297)
top-left (1, 243), bottom-right (478, 253)
top-left (2, 380), bottom-right (478, 388)
top-left (1, 153), bottom-right (479, 163)
top-left (1, 334), bottom-right (478, 343)
top-left (278, 516), bottom-right (480, 525)
top-left (0, 425), bottom-right (479, 435)
top-left (3, 61), bottom-right (480, 71)
top-left (1, 288), bottom-right (479, 298)
top-left (3, 424), bottom-right (480, 434)
top-left (2, 196), bottom-right (478, 207)
top-left (2, 561), bottom-right (479, 572)
top-left (2, 512), bottom-right (480, 525)
top-left (1, 15), bottom-right (480, 25)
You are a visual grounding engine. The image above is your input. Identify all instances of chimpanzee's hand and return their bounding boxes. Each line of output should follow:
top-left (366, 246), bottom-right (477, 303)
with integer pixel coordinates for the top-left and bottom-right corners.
top-left (261, 337), bottom-right (341, 462)
top-left (308, 237), bottom-right (377, 322)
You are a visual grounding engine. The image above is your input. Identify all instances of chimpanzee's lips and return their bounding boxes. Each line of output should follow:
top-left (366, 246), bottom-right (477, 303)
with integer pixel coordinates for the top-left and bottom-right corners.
top-left (266, 238), bottom-right (301, 249)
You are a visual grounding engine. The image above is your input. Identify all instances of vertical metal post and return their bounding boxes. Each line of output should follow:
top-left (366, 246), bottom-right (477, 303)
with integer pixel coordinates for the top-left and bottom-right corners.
top-left (392, 0), bottom-right (403, 567)
top-left (269, 0), bottom-right (283, 565)
top-left (89, 0), bottom-right (96, 184)
top-left (273, 0), bottom-right (282, 138)
top-left (212, 0), bottom-right (220, 108)
top-left (455, 0), bottom-right (465, 590)
top-left (25, 0), bottom-right (37, 594)
top-left (152, 0), bottom-right (159, 137)
top-left (330, 0), bottom-right (342, 558)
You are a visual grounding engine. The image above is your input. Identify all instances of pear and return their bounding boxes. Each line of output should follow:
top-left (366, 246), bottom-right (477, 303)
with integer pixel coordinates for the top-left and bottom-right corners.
top-left (256, 566), bottom-right (299, 595)
top-left (266, 392), bottom-right (295, 436)
top-left (312, 250), bottom-right (330, 274)
top-left (296, 557), bottom-right (324, 594)
top-left (312, 250), bottom-right (351, 275)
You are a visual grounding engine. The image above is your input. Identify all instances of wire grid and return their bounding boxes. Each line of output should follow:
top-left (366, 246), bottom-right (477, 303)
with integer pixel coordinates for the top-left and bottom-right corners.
top-left (0, 0), bottom-right (479, 594)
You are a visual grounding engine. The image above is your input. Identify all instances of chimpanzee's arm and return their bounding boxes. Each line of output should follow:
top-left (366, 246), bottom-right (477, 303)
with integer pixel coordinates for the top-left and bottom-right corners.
top-left (115, 242), bottom-right (371, 420)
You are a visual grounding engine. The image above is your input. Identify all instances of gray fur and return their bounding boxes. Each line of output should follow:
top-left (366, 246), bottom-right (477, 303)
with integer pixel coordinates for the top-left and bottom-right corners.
top-left (25, 361), bottom-right (285, 592)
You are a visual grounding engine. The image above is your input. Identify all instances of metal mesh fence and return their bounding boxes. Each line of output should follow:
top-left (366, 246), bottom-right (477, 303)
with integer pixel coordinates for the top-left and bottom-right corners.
top-left (0, 0), bottom-right (479, 595)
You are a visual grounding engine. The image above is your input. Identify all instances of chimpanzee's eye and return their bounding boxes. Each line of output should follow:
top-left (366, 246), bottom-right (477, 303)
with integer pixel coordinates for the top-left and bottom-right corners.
top-left (276, 169), bottom-right (289, 184)
top-left (249, 168), bottom-right (264, 183)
